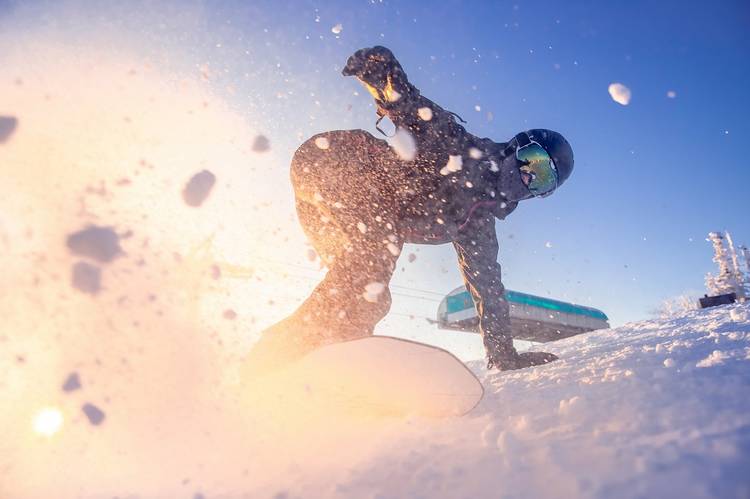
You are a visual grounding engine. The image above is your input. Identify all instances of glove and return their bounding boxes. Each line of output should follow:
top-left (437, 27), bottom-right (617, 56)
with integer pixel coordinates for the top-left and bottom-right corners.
top-left (487, 351), bottom-right (559, 371)
top-left (342, 46), bottom-right (410, 103)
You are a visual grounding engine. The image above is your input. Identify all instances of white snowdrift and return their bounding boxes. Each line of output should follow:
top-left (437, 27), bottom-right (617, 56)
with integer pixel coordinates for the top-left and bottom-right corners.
top-left (3, 299), bottom-right (748, 498)
top-left (320, 303), bottom-right (750, 499)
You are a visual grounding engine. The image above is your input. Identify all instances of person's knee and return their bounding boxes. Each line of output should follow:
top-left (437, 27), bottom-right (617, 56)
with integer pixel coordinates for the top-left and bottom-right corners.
top-left (290, 138), bottom-right (319, 181)
top-left (292, 130), bottom-right (375, 171)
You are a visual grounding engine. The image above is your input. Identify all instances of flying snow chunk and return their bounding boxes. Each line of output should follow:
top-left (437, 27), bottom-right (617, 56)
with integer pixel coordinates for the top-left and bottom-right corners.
top-left (389, 128), bottom-right (417, 161)
top-left (0, 115), bottom-right (18, 144)
top-left (666, 90), bottom-right (677, 99)
top-left (468, 147), bottom-right (483, 159)
top-left (417, 107), bottom-right (433, 121)
top-left (357, 222), bottom-right (368, 234)
top-left (82, 403), bottom-right (106, 426)
top-left (545, 241), bottom-right (553, 248)
top-left (251, 134), bottom-right (270, 152)
top-left (71, 261), bottom-right (101, 295)
top-left (182, 169), bottom-right (216, 207)
top-left (62, 372), bottom-right (81, 392)
top-left (66, 225), bottom-right (122, 263)
top-left (331, 23), bottom-right (343, 35)
top-left (362, 282), bottom-right (386, 303)
top-left (314, 136), bottom-right (330, 150)
top-left (440, 155), bottom-right (463, 175)
top-left (474, 105), bottom-right (481, 112)
top-left (608, 83), bottom-right (631, 106)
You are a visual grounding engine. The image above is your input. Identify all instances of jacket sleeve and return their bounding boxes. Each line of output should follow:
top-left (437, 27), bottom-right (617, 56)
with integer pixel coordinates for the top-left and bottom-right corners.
top-left (378, 85), bottom-right (472, 158)
top-left (452, 212), bottom-right (518, 361)
top-left (343, 46), bottom-right (473, 159)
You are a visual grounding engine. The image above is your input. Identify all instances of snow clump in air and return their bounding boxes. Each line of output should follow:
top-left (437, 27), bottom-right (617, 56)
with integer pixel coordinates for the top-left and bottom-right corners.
top-left (608, 83), bottom-right (631, 105)
top-left (314, 136), bottom-right (330, 149)
top-left (71, 261), bottom-right (102, 295)
top-left (666, 90), bottom-right (677, 99)
top-left (440, 155), bottom-right (463, 175)
top-left (182, 169), bottom-right (216, 207)
top-left (66, 225), bottom-right (123, 263)
top-left (251, 134), bottom-right (270, 152)
top-left (62, 372), bottom-right (82, 392)
top-left (388, 128), bottom-right (417, 161)
top-left (82, 403), bottom-right (106, 426)
top-left (417, 107), bottom-right (433, 121)
top-left (468, 147), bottom-right (483, 159)
top-left (331, 23), bottom-right (343, 35)
top-left (0, 115), bottom-right (18, 143)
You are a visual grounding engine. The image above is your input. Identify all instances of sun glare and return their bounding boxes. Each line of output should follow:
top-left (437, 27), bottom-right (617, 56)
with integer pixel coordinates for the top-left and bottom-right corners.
top-left (33, 407), bottom-right (63, 437)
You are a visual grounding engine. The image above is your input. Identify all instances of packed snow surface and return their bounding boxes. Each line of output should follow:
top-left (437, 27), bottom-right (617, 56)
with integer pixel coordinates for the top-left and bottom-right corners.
top-left (3, 301), bottom-right (749, 498)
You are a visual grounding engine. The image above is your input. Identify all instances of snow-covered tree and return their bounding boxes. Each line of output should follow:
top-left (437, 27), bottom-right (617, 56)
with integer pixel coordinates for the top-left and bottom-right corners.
top-left (705, 231), bottom-right (747, 300)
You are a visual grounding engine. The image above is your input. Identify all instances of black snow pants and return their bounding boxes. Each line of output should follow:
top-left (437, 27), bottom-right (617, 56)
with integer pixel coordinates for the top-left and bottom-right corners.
top-left (270, 129), bottom-right (409, 348)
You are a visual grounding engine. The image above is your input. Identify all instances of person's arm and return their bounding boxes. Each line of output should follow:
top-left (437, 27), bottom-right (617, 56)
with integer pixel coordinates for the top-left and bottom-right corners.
top-left (452, 212), bottom-right (518, 367)
top-left (453, 211), bottom-right (559, 370)
top-left (342, 46), bottom-right (471, 158)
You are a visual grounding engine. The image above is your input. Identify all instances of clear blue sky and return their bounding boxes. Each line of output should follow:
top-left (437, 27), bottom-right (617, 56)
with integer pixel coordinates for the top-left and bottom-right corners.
top-left (3, 0), bottom-right (749, 326)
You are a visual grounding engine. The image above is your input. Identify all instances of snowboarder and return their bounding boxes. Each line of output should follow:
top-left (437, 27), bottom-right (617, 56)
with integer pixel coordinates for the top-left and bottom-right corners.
top-left (249, 46), bottom-right (573, 372)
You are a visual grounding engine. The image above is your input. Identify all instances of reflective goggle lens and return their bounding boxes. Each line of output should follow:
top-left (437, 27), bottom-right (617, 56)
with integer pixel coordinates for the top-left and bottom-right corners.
top-left (516, 142), bottom-right (558, 197)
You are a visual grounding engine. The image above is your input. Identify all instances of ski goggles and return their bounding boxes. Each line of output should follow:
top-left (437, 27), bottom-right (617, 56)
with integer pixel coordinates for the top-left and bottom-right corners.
top-left (513, 132), bottom-right (558, 198)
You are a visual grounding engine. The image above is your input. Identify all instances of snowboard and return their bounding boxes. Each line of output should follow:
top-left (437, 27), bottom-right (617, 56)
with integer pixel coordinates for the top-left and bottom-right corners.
top-left (242, 336), bottom-right (484, 418)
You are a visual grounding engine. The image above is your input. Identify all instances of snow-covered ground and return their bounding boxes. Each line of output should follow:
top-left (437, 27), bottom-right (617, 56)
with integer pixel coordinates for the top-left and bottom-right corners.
top-left (265, 303), bottom-right (750, 499)
top-left (3, 302), bottom-right (749, 498)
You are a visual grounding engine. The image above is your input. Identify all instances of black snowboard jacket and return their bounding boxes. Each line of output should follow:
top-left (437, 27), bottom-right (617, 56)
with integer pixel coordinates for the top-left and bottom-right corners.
top-left (354, 49), bottom-right (520, 358)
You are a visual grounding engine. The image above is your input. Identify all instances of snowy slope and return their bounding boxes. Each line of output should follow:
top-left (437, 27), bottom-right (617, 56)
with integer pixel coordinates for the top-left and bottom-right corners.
top-left (353, 303), bottom-right (750, 499)
top-left (3, 303), bottom-right (749, 498)
top-left (293, 302), bottom-right (750, 499)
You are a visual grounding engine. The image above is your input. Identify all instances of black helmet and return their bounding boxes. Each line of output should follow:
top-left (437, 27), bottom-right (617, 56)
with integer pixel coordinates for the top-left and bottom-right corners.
top-left (523, 129), bottom-right (574, 188)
